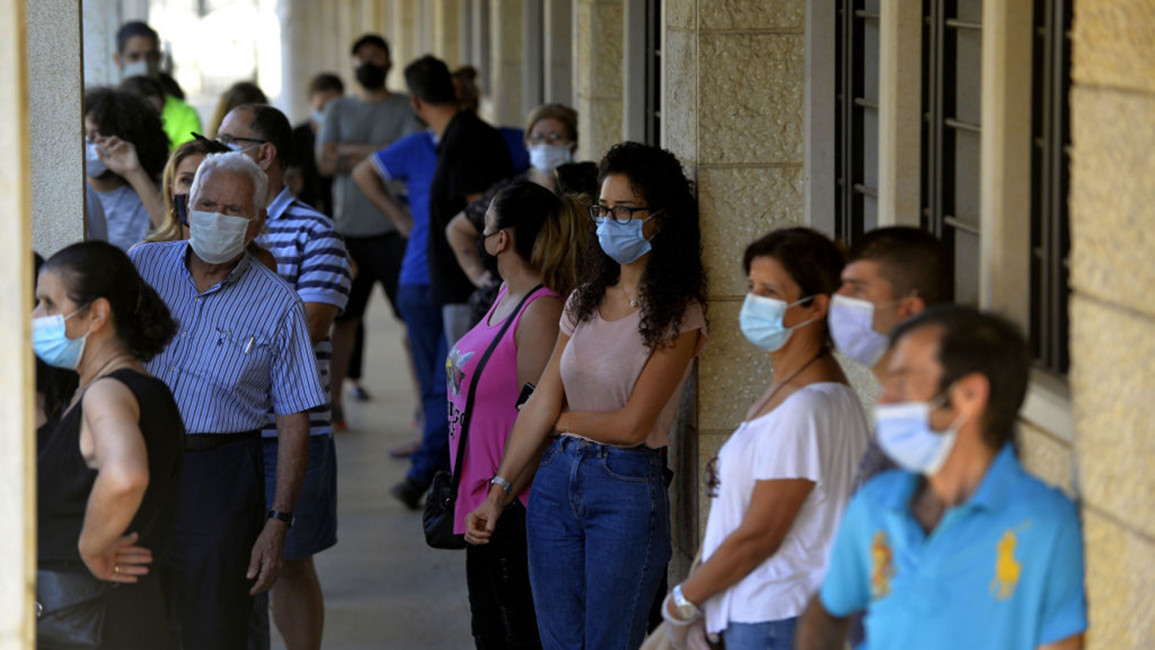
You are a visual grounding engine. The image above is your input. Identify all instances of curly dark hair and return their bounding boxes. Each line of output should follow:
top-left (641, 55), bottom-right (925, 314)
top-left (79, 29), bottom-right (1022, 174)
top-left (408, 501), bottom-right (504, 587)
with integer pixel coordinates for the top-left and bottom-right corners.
top-left (567, 142), bottom-right (707, 349)
top-left (84, 86), bottom-right (169, 181)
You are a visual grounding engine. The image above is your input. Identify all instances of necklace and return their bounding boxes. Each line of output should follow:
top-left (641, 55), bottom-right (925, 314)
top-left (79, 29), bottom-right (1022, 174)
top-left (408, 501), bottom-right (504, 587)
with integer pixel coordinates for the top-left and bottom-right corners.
top-left (620, 284), bottom-right (641, 309)
top-left (749, 349), bottom-right (828, 417)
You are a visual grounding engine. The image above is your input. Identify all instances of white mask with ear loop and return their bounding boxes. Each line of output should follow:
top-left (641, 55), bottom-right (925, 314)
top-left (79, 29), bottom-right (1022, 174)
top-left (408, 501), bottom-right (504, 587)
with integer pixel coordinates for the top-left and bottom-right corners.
top-left (874, 390), bottom-right (968, 476)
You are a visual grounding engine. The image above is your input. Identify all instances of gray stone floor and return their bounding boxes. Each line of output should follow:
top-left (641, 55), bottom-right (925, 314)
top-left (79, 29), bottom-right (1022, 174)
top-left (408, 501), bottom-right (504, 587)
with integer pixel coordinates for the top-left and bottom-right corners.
top-left (273, 293), bottom-right (472, 649)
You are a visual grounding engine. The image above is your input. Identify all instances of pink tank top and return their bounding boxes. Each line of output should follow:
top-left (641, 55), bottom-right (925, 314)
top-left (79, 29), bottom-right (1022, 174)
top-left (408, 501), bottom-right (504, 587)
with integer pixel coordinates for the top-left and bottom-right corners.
top-left (446, 284), bottom-right (559, 534)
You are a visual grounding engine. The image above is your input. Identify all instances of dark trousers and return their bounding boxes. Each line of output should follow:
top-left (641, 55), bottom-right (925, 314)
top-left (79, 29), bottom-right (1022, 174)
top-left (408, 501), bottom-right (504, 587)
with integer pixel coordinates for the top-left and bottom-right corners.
top-left (397, 283), bottom-right (450, 489)
top-left (165, 437), bottom-right (265, 650)
top-left (466, 502), bottom-right (542, 650)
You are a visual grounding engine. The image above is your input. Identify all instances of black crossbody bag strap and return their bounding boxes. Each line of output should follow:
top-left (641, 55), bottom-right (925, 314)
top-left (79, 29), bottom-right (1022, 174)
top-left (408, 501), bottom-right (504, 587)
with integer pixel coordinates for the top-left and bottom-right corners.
top-left (450, 284), bottom-right (544, 492)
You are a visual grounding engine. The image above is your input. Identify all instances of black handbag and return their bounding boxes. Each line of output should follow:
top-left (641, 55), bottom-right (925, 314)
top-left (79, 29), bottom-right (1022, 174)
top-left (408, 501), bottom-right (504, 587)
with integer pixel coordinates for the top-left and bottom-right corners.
top-left (423, 284), bottom-right (543, 550)
top-left (36, 564), bottom-right (108, 650)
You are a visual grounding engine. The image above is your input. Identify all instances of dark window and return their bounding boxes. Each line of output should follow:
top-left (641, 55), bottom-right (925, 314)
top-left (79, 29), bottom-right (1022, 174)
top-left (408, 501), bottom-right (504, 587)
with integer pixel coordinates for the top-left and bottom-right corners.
top-left (1029, 0), bottom-right (1072, 375)
top-left (644, 0), bottom-right (663, 146)
top-left (921, 0), bottom-right (983, 305)
top-left (834, 0), bottom-right (881, 245)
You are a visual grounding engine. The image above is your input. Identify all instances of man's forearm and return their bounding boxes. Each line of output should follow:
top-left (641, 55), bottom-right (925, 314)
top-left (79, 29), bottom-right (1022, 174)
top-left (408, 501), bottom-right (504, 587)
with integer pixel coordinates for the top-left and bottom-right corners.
top-left (271, 412), bottom-right (311, 512)
top-left (796, 596), bottom-right (851, 650)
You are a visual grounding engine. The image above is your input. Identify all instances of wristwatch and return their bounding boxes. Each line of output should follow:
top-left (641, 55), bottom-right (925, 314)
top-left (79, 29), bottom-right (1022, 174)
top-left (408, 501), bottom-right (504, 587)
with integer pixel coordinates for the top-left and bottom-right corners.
top-left (671, 584), bottom-right (701, 621)
top-left (489, 475), bottom-right (513, 496)
top-left (267, 509), bottom-right (294, 528)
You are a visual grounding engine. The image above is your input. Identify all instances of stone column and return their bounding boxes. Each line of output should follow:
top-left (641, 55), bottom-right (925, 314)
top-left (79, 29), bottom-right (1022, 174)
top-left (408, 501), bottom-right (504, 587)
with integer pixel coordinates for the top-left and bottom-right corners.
top-left (1069, 1), bottom-right (1155, 646)
top-left (489, 0), bottom-right (526, 127)
top-left (432, 0), bottom-right (465, 66)
top-left (542, 0), bottom-right (572, 106)
top-left (572, 0), bottom-right (623, 162)
top-left (389, 0), bottom-right (420, 89)
top-left (664, 0), bottom-right (807, 558)
top-left (28, 0), bottom-right (86, 254)
top-left (0, 0), bottom-right (36, 644)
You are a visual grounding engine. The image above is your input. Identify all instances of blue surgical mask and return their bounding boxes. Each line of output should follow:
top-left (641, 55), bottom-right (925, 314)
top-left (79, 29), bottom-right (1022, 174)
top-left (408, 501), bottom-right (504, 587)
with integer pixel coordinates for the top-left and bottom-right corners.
top-left (738, 293), bottom-right (817, 352)
top-left (311, 110), bottom-right (325, 124)
top-left (173, 193), bottom-right (190, 226)
top-left (32, 309), bottom-right (90, 370)
top-left (85, 142), bottom-right (107, 178)
top-left (828, 294), bottom-right (890, 366)
top-left (874, 398), bottom-right (964, 476)
top-left (596, 216), bottom-right (653, 265)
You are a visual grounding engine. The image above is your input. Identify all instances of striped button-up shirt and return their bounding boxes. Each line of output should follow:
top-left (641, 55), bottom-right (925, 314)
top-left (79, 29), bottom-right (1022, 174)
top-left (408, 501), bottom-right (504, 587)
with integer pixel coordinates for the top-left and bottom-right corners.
top-left (130, 241), bottom-right (326, 434)
top-left (254, 187), bottom-right (352, 437)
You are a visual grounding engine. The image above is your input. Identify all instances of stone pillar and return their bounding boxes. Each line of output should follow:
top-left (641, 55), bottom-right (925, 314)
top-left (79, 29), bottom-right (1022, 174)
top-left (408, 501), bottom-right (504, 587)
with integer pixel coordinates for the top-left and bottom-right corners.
top-left (542, 0), bottom-right (572, 106)
top-left (1069, 1), bottom-right (1155, 646)
top-left (0, 0), bottom-right (36, 645)
top-left (82, 0), bottom-right (122, 88)
top-left (389, 0), bottom-right (420, 89)
top-left (572, 0), bottom-right (623, 162)
top-left (664, 0), bottom-right (807, 557)
top-left (432, 0), bottom-right (465, 67)
top-left (28, 0), bottom-right (86, 254)
top-left (877, 0), bottom-right (922, 227)
top-left (489, 0), bottom-right (526, 127)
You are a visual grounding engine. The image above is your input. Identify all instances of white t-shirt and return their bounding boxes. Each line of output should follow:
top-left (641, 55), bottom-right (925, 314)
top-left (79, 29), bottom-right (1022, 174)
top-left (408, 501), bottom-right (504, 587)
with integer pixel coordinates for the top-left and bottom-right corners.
top-left (700, 382), bottom-right (869, 633)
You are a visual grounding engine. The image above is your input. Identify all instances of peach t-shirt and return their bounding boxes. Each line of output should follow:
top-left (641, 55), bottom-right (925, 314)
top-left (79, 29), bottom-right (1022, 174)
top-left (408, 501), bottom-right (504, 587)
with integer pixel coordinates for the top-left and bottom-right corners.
top-left (558, 293), bottom-right (707, 448)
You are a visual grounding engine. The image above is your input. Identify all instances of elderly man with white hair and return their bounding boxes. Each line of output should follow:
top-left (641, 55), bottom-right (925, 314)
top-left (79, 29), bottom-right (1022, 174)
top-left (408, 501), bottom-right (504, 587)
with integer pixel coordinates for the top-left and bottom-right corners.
top-left (129, 151), bottom-right (325, 650)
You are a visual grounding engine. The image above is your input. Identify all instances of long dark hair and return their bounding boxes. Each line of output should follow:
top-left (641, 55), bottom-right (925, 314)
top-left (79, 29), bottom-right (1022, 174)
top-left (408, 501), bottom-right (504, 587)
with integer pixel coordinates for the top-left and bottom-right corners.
top-left (41, 242), bottom-right (176, 362)
top-left (567, 142), bottom-right (707, 349)
top-left (491, 180), bottom-right (592, 297)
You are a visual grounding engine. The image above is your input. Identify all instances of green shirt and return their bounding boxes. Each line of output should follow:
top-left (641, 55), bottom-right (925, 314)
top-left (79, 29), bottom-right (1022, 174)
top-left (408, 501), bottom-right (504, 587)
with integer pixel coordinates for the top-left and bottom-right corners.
top-left (162, 94), bottom-right (201, 149)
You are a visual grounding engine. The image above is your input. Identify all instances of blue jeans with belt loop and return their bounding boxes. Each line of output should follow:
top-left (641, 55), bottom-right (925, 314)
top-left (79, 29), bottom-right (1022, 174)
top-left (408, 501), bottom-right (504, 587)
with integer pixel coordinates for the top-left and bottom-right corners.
top-left (526, 436), bottom-right (671, 650)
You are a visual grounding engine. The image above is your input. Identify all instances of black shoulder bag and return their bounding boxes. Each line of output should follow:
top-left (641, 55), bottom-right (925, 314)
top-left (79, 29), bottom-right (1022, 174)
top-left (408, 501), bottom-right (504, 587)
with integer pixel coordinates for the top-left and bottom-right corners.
top-left (423, 285), bottom-right (543, 550)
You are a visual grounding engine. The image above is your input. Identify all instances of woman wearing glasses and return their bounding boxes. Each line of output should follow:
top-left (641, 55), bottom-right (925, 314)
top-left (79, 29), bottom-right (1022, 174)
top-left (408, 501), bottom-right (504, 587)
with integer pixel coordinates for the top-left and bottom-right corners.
top-left (142, 137), bottom-right (277, 269)
top-left (661, 228), bottom-right (868, 650)
top-left (466, 142), bottom-right (708, 649)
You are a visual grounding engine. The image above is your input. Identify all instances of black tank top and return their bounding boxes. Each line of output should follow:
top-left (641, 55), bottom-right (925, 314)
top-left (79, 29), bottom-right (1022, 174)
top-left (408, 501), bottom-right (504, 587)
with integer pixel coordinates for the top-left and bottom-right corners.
top-left (37, 368), bottom-right (184, 564)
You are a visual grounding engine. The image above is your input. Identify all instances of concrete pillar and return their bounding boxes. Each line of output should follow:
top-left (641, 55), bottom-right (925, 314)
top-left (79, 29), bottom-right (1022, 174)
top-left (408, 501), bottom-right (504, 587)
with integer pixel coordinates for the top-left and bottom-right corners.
top-left (1069, 1), bottom-right (1155, 646)
top-left (522, 0), bottom-right (544, 119)
top-left (432, 0), bottom-right (465, 67)
top-left (489, 0), bottom-right (526, 127)
top-left (28, 0), bottom-right (86, 254)
top-left (470, 0), bottom-right (492, 92)
top-left (877, 0), bottom-right (922, 227)
top-left (542, 0), bottom-right (572, 106)
top-left (81, 0), bottom-right (121, 88)
top-left (664, 0), bottom-right (808, 559)
top-left (0, 0), bottom-right (36, 645)
top-left (389, 0), bottom-right (420, 89)
top-left (572, 0), bottom-right (623, 162)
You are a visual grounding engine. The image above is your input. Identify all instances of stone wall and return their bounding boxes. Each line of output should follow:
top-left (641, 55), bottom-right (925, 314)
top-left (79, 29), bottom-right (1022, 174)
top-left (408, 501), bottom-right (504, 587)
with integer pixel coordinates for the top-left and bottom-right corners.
top-left (664, 0), bottom-right (808, 557)
top-left (1069, 0), bottom-right (1155, 646)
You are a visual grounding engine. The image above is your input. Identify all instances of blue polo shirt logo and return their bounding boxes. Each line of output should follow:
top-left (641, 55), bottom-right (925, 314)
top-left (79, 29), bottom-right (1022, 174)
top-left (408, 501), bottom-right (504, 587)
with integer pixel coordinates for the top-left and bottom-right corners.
top-left (870, 530), bottom-right (895, 599)
top-left (991, 528), bottom-right (1023, 600)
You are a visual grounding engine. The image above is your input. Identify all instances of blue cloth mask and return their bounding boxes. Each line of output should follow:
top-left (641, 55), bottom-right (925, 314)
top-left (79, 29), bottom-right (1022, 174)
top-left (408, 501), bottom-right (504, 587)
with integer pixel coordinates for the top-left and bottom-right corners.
top-left (173, 193), bottom-right (190, 226)
top-left (596, 216), bottom-right (653, 265)
top-left (874, 399), bottom-right (964, 476)
top-left (32, 309), bottom-right (90, 370)
top-left (738, 293), bottom-right (817, 352)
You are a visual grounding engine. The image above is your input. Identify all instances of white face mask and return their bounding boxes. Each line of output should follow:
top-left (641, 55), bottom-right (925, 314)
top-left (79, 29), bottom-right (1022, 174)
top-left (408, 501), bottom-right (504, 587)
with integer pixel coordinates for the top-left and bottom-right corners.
top-left (874, 398), bottom-right (965, 477)
top-left (828, 294), bottom-right (890, 366)
top-left (121, 59), bottom-right (158, 79)
top-left (188, 209), bottom-right (251, 264)
top-left (528, 143), bottom-right (573, 173)
top-left (85, 142), bottom-right (108, 178)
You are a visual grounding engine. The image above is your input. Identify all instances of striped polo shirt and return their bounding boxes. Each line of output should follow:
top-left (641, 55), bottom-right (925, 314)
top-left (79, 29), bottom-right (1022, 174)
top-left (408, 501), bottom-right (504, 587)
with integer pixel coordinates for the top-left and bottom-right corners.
top-left (254, 187), bottom-right (352, 437)
top-left (130, 241), bottom-right (326, 434)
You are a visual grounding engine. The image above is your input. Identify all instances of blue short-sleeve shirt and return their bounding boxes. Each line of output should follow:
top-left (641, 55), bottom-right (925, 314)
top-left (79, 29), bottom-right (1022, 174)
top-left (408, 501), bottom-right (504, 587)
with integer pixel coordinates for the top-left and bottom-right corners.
top-left (372, 131), bottom-right (438, 287)
top-left (820, 445), bottom-right (1087, 650)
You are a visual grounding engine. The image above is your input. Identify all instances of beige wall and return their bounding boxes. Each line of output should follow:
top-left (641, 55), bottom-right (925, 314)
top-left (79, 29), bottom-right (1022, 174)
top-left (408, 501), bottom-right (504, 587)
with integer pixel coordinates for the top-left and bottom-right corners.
top-left (664, 0), bottom-right (808, 549)
top-left (572, 0), bottom-right (623, 162)
top-left (1070, 2), bottom-right (1155, 644)
top-left (0, 0), bottom-right (36, 645)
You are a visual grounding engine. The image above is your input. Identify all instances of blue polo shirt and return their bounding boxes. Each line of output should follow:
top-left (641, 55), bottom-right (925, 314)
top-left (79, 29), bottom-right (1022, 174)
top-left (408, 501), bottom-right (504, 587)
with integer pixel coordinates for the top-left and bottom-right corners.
top-left (821, 445), bottom-right (1086, 650)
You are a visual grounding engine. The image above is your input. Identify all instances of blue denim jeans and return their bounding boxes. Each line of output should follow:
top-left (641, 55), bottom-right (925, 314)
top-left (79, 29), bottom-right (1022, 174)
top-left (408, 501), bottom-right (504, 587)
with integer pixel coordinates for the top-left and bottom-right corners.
top-left (526, 437), bottom-right (671, 650)
top-left (723, 617), bottom-right (798, 650)
top-left (398, 283), bottom-right (450, 488)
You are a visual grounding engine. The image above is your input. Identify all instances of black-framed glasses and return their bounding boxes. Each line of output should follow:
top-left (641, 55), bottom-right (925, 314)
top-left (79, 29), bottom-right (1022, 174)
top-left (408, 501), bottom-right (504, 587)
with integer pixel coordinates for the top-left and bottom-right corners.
top-left (588, 204), bottom-right (656, 225)
top-left (705, 454), bottom-right (721, 499)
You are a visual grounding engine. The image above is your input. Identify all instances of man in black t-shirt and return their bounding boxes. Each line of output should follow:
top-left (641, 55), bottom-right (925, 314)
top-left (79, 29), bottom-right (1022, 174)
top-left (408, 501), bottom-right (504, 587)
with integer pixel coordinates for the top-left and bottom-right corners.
top-left (390, 55), bottom-right (513, 507)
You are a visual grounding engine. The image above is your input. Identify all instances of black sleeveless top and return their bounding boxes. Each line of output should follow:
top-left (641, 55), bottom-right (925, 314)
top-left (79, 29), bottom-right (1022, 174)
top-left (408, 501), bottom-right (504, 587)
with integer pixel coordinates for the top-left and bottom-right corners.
top-left (37, 368), bottom-right (184, 564)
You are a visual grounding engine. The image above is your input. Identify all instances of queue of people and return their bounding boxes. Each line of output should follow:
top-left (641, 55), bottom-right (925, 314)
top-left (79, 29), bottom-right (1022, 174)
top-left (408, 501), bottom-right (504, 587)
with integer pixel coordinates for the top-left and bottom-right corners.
top-left (33, 18), bottom-right (1087, 650)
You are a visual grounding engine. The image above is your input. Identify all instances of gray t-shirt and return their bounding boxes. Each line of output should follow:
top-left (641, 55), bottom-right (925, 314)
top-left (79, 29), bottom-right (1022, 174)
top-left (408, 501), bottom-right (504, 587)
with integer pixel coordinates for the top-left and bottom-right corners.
top-left (318, 93), bottom-right (420, 237)
top-left (93, 184), bottom-right (149, 251)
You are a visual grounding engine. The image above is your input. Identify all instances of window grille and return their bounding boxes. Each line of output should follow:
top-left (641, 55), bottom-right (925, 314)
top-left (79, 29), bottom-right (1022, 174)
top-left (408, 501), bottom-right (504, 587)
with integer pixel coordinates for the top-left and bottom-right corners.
top-left (921, 0), bottom-right (983, 305)
top-left (1029, 0), bottom-right (1072, 375)
top-left (834, 0), bottom-right (881, 245)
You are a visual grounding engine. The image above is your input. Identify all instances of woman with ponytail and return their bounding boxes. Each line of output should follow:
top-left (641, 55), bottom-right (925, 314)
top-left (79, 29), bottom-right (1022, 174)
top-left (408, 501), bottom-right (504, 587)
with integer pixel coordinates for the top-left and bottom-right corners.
top-left (34, 241), bottom-right (184, 649)
top-left (446, 180), bottom-right (591, 649)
